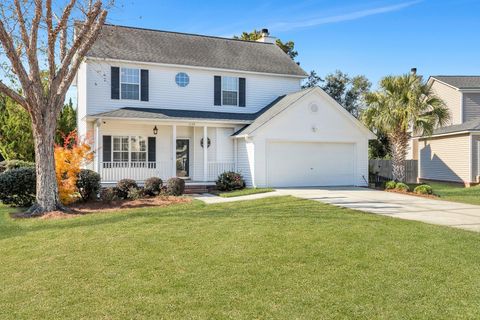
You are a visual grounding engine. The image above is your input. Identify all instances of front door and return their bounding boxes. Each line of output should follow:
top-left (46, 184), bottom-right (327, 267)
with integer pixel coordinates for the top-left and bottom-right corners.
top-left (176, 139), bottom-right (190, 177)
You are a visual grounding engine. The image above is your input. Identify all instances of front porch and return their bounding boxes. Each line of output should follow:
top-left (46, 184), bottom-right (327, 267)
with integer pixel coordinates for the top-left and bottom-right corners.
top-left (90, 119), bottom-right (239, 184)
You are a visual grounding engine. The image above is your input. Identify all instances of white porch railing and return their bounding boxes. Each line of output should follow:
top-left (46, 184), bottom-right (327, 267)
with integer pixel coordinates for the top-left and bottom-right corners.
top-left (100, 161), bottom-right (171, 183)
top-left (207, 162), bottom-right (235, 181)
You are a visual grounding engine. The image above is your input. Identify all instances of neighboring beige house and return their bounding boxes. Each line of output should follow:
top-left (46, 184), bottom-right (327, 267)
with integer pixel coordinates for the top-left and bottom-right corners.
top-left (410, 76), bottom-right (480, 185)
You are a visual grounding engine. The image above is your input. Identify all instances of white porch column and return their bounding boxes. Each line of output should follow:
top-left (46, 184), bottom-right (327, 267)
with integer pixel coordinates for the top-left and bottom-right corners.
top-left (172, 125), bottom-right (177, 177)
top-left (94, 119), bottom-right (101, 173)
top-left (203, 126), bottom-right (208, 181)
top-left (233, 137), bottom-right (238, 172)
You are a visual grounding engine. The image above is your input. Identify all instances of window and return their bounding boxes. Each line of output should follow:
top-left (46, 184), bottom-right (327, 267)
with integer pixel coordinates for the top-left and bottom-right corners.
top-left (113, 136), bottom-right (129, 162)
top-left (175, 72), bottom-right (190, 87)
top-left (112, 136), bottom-right (147, 162)
top-left (222, 76), bottom-right (238, 106)
top-left (130, 136), bottom-right (147, 162)
top-left (120, 68), bottom-right (140, 100)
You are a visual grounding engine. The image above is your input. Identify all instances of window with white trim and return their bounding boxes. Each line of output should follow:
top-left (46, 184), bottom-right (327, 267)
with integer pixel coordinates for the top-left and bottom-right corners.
top-left (222, 76), bottom-right (238, 106)
top-left (113, 136), bottom-right (129, 162)
top-left (130, 136), bottom-right (147, 162)
top-left (120, 68), bottom-right (140, 100)
top-left (112, 136), bottom-right (147, 162)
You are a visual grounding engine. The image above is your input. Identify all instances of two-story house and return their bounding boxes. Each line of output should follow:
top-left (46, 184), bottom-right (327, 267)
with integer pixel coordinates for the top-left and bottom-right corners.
top-left (412, 76), bottom-right (480, 185)
top-left (76, 24), bottom-right (374, 188)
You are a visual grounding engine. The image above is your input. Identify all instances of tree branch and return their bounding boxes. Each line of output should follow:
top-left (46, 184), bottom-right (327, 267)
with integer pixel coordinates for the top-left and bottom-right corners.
top-left (55, 9), bottom-right (107, 111)
top-left (13, 0), bottom-right (30, 49)
top-left (0, 18), bottom-right (31, 101)
top-left (0, 80), bottom-right (27, 107)
top-left (25, 0), bottom-right (43, 104)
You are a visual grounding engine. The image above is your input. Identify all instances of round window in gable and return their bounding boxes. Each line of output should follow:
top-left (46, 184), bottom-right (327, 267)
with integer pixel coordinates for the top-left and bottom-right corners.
top-left (175, 72), bottom-right (190, 87)
top-left (309, 103), bottom-right (319, 113)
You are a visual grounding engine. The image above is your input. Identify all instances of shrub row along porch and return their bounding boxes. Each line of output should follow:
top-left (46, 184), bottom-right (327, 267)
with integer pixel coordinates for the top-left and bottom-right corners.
top-left (88, 119), bottom-right (238, 184)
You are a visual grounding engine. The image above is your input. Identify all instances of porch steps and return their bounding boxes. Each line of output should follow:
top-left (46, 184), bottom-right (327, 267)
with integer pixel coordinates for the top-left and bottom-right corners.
top-left (184, 183), bottom-right (216, 194)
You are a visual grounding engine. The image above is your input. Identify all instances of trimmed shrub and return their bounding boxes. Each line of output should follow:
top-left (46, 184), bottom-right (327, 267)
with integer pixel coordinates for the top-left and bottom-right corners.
top-left (144, 177), bottom-right (163, 196)
top-left (76, 169), bottom-right (101, 202)
top-left (414, 184), bottom-right (433, 195)
top-left (127, 187), bottom-right (144, 200)
top-left (385, 181), bottom-right (397, 190)
top-left (395, 182), bottom-right (410, 192)
top-left (0, 160), bottom-right (35, 173)
top-left (0, 167), bottom-right (36, 207)
top-left (100, 188), bottom-right (118, 202)
top-left (216, 171), bottom-right (245, 191)
top-left (115, 179), bottom-right (138, 199)
top-left (166, 177), bottom-right (185, 196)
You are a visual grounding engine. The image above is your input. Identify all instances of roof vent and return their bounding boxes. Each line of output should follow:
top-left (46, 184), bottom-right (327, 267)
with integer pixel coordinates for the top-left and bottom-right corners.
top-left (256, 28), bottom-right (276, 44)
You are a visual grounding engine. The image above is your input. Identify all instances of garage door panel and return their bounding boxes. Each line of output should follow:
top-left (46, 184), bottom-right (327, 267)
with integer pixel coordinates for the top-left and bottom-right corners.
top-left (267, 142), bottom-right (355, 187)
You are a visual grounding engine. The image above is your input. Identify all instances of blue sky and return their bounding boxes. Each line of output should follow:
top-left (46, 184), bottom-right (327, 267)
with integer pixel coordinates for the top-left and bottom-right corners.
top-left (66, 0), bottom-right (479, 104)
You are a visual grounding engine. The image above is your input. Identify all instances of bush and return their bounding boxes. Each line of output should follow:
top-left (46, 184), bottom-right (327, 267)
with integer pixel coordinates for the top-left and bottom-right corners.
top-left (385, 181), bottom-right (397, 190)
top-left (100, 188), bottom-right (118, 202)
top-left (395, 182), bottom-right (410, 192)
top-left (144, 177), bottom-right (163, 196)
top-left (216, 171), bottom-right (245, 191)
top-left (127, 187), bottom-right (144, 200)
top-left (76, 169), bottom-right (101, 202)
top-left (115, 179), bottom-right (138, 199)
top-left (414, 184), bottom-right (433, 195)
top-left (0, 167), bottom-right (36, 207)
top-left (166, 177), bottom-right (185, 196)
top-left (0, 160), bottom-right (35, 173)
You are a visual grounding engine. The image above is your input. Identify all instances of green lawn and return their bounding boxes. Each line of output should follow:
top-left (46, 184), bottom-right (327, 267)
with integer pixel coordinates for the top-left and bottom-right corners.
top-left (217, 187), bottom-right (274, 198)
top-left (429, 182), bottom-right (480, 205)
top-left (1, 197), bottom-right (480, 319)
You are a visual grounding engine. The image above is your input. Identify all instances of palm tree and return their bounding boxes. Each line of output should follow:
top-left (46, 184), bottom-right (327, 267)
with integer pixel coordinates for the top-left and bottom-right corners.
top-left (362, 73), bottom-right (450, 182)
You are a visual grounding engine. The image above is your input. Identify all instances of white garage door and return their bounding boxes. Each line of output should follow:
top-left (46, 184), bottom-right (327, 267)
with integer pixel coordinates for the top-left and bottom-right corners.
top-left (267, 142), bottom-right (355, 187)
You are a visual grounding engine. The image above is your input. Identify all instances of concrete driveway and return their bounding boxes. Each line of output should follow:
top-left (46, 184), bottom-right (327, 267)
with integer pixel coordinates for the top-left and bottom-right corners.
top-left (276, 187), bottom-right (480, 232)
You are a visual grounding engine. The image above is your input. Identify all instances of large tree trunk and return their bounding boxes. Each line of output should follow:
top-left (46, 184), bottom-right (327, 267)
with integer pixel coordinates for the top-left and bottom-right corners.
top-left (389, 132), bottom-right (409, 182)
top-left (27, 115), bottom-right (61, 215)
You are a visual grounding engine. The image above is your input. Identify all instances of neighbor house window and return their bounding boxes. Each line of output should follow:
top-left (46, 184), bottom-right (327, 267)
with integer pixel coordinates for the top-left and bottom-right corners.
top-left (222, 76), bottom-right (238, 106)
top-left (112, 136), bottom-right (147, 162)
top-left (130, 136), bottom-right (147, 162)
top-left (113, 136), bottom-right (129, 162)
top-left (121, 68), bottom-right (140, 100)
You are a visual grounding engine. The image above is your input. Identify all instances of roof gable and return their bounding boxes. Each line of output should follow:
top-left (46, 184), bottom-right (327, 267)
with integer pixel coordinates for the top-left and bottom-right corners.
top-left (233, 87), bottom-right (376, 139)
top-left (86, 24), bottom-right (307, 77)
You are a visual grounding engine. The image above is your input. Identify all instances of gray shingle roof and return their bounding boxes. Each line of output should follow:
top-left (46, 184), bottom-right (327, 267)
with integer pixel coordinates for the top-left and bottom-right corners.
top-left (426, 118), bottom-right (480, 136)
top-left (86, 24), bottom-right (307, 77)
top-left (431, 76), bottom-right (480, 89)
top-left (90, 91), bottom-right (297, 124)
top-left (91, 107), bottom-right (256, 122)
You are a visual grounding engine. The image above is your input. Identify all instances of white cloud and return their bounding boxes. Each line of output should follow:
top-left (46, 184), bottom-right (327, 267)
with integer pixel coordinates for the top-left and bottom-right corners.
top-left (270, 1), bottom-right (422, 31)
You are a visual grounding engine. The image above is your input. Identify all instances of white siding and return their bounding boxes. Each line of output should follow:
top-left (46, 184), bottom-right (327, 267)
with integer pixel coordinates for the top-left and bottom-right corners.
top-left (83, 60), bottom-right (301, 116)
top-left (249, 90), bottom-right (370, 187)
top-left (463, 93), bottom-right (480, 122)
top-left (431, 80), bottom-right (462, 125)
top-left (419, 134), bottom-right (471, 183)
top-left (236, 138), bottom-right (254, 187)
top-left (77, 63), bottom-right (88, 138)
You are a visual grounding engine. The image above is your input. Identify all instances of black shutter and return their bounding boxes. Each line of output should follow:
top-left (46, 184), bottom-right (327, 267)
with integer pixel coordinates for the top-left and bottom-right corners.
top-left (141, 69), bottom-right (149, 101)
top-left (148, 137), bottom-right (156, 162)
top-left (103, 135), bottom-right (112, 162)
top-left (239, 77), bottom-right (246, 107)
top-left (111, 67), bottom-right (120, 99)
top-left (214, 76), bottom-right (221, 106)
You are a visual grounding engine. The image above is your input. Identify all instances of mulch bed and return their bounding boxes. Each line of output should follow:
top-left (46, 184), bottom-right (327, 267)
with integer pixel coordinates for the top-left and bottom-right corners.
top-left (12, 196), bottom-right (191, 220)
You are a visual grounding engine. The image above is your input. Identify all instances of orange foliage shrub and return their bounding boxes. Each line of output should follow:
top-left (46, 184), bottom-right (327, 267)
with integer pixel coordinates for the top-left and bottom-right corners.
top-left (54, 130), bottom-right (94, 204)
